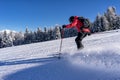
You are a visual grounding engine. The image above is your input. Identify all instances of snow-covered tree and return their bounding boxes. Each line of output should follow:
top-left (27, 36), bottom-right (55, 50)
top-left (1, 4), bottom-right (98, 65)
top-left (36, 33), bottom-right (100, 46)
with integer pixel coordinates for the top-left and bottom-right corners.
top-left (115, 16), bottom-right (120, 29)
top-left (101, 15), bottom-right (110, 31)
top-left (54, 25), bottom-right (61, 39)
top-left (2, 30), bottom-right (13, 47)
top-left (36, 27), bottom-right (44, 42)
top-left (105, 6), bottom-right (117, 30)
top-left (43, 27), bottom-right (49, 41)
top-left (0, 37), bottom-right (3, 48)
top-left (13, 32), bottom-right (24, 45)
top-left (47, 28), bottom-right (54, 40)
top-left (92, 6), bottom-right (120, 32)
top-left (24, 28), bottom-right (31, 44)
top-left (92, 13), bottom-right (102, 32)
top-left (63, 28), bottom-right (77, 38)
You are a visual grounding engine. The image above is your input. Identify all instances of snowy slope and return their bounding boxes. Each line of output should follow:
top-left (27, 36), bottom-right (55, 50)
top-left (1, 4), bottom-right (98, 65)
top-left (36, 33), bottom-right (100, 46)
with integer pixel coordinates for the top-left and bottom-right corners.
top-left (0, 29), bottom-right (120, 80)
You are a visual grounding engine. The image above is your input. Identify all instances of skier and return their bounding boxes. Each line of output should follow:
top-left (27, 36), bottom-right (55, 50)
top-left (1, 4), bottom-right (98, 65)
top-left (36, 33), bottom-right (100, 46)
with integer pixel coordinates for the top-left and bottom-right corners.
top-left (62, 16), bottom-right (91, 50)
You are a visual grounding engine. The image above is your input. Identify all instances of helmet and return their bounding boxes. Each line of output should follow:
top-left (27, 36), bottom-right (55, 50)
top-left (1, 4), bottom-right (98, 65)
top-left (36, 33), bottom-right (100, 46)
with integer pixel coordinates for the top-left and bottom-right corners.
top-left (69, 16), bottom-right (74, 23)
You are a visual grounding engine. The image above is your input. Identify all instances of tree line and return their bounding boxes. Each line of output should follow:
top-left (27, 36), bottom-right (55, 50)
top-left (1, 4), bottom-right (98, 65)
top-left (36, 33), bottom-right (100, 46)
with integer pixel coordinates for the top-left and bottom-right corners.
top-left (91, 6), bottom-right (120, 32)
top-left (0, 25), bottom-right (77, 48)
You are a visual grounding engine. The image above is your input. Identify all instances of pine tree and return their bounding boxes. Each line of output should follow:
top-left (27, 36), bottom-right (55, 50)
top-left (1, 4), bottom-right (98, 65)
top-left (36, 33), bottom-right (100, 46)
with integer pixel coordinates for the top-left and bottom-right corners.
top-left (54, 25), bottom-right (61, 39)
top-left (115, 16), bottom-right (120, 29)
top-left (2, 30), bottom-right (13, 47)
top-left (36, 27), bottom-right (43, 42)
top-left (101, 15), bottom-right (110, 31)
top-left (24, 28), bottom-right (31, 44)
top-left (47, 28), bottom-right (54, 40)
top-left (105, 6), bottom-right (117, 30)
top-left (13, 32), bottom-right (24, 45)
top-left (0, 37), bottom-right (3, 48)
top-left (43, 27), bottom-right (48, 41)
top-left (92, 13), bottom-right (102, 32)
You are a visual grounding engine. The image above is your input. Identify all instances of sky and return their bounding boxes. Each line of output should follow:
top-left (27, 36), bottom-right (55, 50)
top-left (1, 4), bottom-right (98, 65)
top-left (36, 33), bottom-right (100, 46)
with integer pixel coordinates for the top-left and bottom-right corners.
top-left (0, 0), bottom-right (120, 32)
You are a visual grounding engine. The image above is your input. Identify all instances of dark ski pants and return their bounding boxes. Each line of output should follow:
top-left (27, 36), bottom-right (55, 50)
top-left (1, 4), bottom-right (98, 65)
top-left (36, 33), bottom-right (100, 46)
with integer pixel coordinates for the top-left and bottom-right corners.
top-left (75, 32), bottom-right (87, 49)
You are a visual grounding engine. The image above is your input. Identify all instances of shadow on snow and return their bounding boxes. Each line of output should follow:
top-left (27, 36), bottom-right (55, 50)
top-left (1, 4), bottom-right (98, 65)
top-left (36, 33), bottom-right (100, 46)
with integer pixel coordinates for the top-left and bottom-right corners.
top-left (3, 55), bottom-right (118, 80)
top-left (0, 57), bottom-right (57, 66)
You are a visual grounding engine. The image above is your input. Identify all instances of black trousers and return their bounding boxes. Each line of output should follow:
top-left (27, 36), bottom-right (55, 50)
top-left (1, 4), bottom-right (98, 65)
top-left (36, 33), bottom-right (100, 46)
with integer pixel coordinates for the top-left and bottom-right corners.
top-left (75, 32), bottom-right (87, 49)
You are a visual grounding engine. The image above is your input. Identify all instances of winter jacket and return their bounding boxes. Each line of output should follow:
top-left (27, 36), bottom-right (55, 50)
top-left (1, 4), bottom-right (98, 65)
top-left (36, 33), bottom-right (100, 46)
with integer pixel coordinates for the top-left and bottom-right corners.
top-left (66, 16), bottom-right (90, 33)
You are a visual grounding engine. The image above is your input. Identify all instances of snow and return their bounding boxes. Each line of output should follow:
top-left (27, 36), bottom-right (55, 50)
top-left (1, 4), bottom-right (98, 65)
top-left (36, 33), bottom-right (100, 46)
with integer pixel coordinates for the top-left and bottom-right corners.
top-left (0, 29), bottom-right (120, 80)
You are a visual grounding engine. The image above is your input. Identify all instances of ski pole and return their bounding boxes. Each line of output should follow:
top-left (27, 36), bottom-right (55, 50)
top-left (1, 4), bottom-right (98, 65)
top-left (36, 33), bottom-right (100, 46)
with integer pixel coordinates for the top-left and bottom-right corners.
top-left (59, 28), bottom-right (64, 53)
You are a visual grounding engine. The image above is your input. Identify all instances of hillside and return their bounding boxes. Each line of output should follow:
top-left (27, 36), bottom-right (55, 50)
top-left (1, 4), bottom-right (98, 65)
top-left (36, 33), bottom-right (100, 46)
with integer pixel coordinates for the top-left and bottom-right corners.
top-left (0, 29), bottom-right (120, 80)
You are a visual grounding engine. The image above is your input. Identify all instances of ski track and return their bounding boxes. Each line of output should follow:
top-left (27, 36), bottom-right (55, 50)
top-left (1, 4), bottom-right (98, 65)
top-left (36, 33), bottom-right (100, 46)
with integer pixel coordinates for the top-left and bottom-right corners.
top-left (0, 29), bottom-right (120, 80)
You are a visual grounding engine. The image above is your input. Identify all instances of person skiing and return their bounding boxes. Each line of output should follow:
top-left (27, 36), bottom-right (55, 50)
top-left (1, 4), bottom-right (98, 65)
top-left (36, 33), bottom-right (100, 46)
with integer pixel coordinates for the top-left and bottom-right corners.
top-left (62, 16), bottom-right (91, 49)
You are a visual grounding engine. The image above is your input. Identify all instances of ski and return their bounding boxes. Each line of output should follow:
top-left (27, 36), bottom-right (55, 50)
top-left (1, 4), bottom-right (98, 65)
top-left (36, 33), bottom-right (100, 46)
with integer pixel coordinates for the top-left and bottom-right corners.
top-left (48, 53), bottom-right (63, 59)
top-left (52, 53), bottom-right (62, 59)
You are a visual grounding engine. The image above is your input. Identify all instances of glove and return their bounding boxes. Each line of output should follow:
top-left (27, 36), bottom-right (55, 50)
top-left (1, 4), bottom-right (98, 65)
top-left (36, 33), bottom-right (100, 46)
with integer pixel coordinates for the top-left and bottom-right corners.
top-left (62, 25), bottom-right (66, 28)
